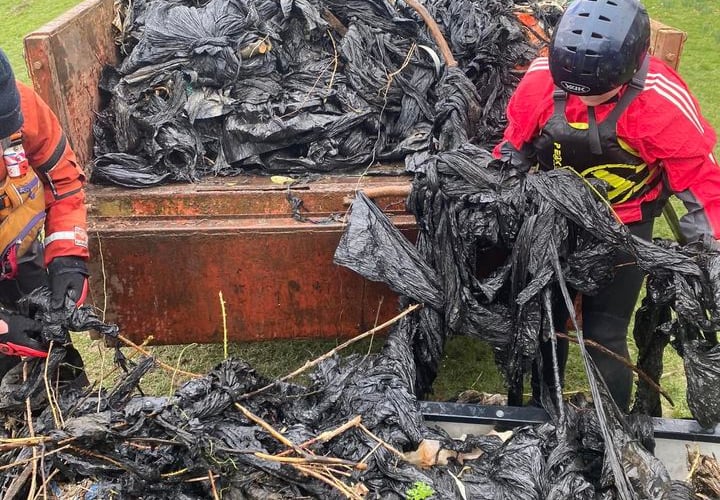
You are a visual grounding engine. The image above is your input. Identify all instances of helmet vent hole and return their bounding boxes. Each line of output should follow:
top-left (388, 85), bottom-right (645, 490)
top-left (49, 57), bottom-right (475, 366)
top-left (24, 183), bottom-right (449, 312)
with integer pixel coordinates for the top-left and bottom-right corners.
top-left (599, 15), bottom-right (611, 21)
top-left (566, 46), bottom-right (577, 53)
top-left (586, 49), bottom-right (598, 56)
top-left (591, 32), bottom-right (604, 39)
top-left (579, 12), bottom-right (590, 17)
top-left (607, 0), bottom-right (618, 5)
top-left (572, 29), bottom-right (583, 35)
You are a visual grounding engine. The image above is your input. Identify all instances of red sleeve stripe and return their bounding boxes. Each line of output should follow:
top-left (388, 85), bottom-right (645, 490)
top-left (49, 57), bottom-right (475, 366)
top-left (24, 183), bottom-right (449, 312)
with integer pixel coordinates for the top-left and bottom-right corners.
top-left (645, 74), bottom-right (705, 134)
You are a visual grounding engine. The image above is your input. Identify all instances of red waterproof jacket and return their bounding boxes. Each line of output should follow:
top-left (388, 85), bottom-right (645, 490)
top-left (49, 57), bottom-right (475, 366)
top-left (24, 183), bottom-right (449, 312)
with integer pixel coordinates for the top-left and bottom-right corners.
top-left (17, 81), bottom-right (88, 264)
top-left (493, 56), bottom-right (720, 241)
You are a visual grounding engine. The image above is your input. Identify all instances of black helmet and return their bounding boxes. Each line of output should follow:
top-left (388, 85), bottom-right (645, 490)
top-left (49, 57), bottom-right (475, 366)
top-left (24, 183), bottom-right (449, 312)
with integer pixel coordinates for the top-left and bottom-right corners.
top-left (549, 0), bottom-right (650, 96)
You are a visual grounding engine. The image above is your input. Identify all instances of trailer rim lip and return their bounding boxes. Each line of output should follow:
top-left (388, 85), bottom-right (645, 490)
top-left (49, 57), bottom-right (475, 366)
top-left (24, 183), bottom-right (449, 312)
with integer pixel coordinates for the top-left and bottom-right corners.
top-left (419, 401), bottom-right (720, 444)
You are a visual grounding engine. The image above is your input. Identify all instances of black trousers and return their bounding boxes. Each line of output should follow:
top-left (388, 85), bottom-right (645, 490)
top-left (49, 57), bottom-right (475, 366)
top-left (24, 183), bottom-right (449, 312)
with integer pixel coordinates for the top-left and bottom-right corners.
top-left (532, 220), bottom-right (654, 412)
top-left (0, 240), bottom-right (85, 380)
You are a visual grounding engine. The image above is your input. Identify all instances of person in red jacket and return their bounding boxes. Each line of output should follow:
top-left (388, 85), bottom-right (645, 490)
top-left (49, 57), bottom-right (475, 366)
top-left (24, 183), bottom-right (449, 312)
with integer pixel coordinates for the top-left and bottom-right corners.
top-left (493, 0), bottom-right (720, 411)
top-left (0, 48), bottom-right (90, 376)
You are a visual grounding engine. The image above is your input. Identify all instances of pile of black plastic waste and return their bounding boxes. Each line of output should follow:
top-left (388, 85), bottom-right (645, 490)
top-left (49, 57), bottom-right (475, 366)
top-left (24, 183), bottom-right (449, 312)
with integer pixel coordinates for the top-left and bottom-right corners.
top-left (0, 310), bottom-right (696, 499)
top-left (3, 154), bottom-right (718, 497)
top-left (91, 0), bottom-right (559, 186)
top-left (336, 146), bottom-right (720, 430)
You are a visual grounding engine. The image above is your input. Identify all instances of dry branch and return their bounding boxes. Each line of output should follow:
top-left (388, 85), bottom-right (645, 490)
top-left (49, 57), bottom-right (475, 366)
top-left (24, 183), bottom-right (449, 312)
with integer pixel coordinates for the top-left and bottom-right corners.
top-left (238, 303), bottom-right (422, 400)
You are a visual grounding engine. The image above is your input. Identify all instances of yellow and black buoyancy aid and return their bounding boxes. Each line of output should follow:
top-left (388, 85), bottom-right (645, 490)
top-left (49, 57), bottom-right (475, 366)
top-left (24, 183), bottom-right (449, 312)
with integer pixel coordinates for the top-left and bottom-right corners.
top-left (0, 133), bottom-right (45, 279)
top-left (533, 57), bottom-right (662, 205)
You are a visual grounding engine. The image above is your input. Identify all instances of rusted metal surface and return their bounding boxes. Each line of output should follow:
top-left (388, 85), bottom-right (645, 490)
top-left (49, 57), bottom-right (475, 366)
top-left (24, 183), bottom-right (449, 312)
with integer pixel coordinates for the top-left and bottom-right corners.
top-left (23, 0), bottom-right (416, 344)
top-left (87, 175), bottom-right (416, 344)
top-left (649, 19), bottom-right (687, 71)
top-left (24, 0), bottom-right (118, 168)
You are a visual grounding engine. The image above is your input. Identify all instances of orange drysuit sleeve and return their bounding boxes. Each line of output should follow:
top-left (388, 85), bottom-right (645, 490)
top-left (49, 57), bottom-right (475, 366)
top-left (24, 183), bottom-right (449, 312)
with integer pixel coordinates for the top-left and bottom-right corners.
top-left (16, 81), bottom-right (89, 264)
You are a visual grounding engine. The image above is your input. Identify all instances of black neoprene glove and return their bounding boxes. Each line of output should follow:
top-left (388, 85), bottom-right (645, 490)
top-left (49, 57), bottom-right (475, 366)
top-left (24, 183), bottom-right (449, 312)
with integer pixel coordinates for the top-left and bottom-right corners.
top-left (48, 256), bottom-right (89, 310)
top-left (499, 141), bottom-right (537, 174)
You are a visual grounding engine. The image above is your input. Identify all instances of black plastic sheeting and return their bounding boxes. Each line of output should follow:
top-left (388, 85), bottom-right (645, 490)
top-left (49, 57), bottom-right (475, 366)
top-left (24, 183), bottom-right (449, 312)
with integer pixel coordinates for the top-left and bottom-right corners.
top-left (2, 152), bottom-right (712, 497)
top-left (333, 145), bottom-right (720, 495)
top-left (0, 318), bottom-right (695, 499)
top-left (335, 146), bottom-right (720, 433)
top-left (91, 0), bottom-right (557, 186)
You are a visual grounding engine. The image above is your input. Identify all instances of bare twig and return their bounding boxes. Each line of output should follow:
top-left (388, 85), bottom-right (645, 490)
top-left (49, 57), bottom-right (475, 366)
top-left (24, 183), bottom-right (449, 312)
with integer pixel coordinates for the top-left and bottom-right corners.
top-left (254, 452), bottom-right (367, 470)
top-left (296, 464), bottom-right (362, 499)
top-left (118, 335), bottom-right (200, 379)
top-left (219, 291), bottom-right (228, 359)
top-left (358, 423), bottom-right (405, 458)
top-left (34, 467), bottom-right (59, 500)
top-left (278, 415), bottom-right (363, 458)
top-left (24, 362), bottom-right (38, 499)
top-left (43, 342), bottom-right (64, 428)
top-left (2, 463), bottom-right (34, 500)
top-left (208, 469), bottom-right (220, 500)
top-left (0, 445), bottom-right (71, 473)
top-left (239, 303), bottom-right (422, 400)
top-left (402, 0), bottom-right (457, 67)
top-left (233, 403), bottom-right (301, 453)
top-left (327, 29), bottom-right (340, 92)
top-left (169, 343), bottom-right (198, 397)
top-left (558, 332), bottom-right (674, 405)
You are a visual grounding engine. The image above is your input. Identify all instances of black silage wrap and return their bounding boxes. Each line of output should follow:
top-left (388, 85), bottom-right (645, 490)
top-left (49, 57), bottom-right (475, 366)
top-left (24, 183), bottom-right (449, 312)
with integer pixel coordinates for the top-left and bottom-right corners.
top-left (91, 0), bottom-right (548, 186)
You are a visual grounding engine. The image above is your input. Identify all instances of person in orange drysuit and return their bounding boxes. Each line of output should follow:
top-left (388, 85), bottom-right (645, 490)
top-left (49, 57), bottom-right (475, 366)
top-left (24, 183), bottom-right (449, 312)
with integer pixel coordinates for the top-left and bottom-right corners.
top-left (0, 48), bottom-right (90, 379)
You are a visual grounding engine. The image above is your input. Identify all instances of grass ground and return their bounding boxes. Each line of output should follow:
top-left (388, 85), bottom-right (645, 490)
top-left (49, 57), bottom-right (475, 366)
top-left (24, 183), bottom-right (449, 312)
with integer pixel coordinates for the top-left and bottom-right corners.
top-left (1, 0), bottom-right (718, 418)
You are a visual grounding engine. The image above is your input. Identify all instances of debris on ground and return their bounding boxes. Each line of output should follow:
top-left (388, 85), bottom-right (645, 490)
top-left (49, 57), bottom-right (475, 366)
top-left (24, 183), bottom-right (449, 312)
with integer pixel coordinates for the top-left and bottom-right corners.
top-left (3, 153), bottom-right (718, 497)
top-left (688, 446), bottom-right (720, 499)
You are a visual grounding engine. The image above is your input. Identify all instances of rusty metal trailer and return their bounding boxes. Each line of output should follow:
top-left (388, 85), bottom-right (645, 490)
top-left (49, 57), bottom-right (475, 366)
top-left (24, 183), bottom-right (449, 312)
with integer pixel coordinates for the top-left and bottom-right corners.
top-left (24, 0), bottom-right (418, 345)
top-left (23, 0), bottom-right (688, 347)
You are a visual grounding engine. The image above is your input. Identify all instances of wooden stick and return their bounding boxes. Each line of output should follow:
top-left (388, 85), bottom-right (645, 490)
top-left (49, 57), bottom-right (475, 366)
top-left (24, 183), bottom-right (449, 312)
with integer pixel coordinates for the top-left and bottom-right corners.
top-left (2, 463), bottom-right (33, 500)
top-left (43, 341), bottom-right (64, 428)
top-left (23, 362), bottom-right (38, 500)
top-left (254, 452), bottom-right (367, 470)
top-left (358, 423), bottom-right (405, 458)
top-left (557, 332), bottom-right (674, 405)
top-left (0, 437), bottom-right (50, 449)
top-left (296, 464), bottom-right (362, 499)
top-left (0, 445), bottom-right (71, 473)
top-left (239, 303), bottom-right (421, 400)
top-left (278, 415), bottom-right (363, 457)
top-left (208, 469), bottom-right (220, 500)
top-left (402, 0), bottom-right (457, 67)
top-left (118, 335), bottom-right (201, 379)
top-left (234, 403), bottom-right (301, 453)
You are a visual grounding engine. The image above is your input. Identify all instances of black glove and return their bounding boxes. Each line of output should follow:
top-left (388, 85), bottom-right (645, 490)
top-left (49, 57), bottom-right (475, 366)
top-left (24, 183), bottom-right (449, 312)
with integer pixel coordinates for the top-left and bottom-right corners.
top-left (499, 141), bottom-right (537, 174)
top-left (48, 256), bottom-right (89, 310)
top-left (0, 310), bottom-right (47, 358)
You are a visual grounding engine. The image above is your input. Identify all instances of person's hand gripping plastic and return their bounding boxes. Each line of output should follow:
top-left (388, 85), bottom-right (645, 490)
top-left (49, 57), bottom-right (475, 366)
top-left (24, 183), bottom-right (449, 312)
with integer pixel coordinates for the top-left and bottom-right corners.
top-left (48, 256), bottom-right (89, 310)
top-left (0, 309), bottom-right (47, 357)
